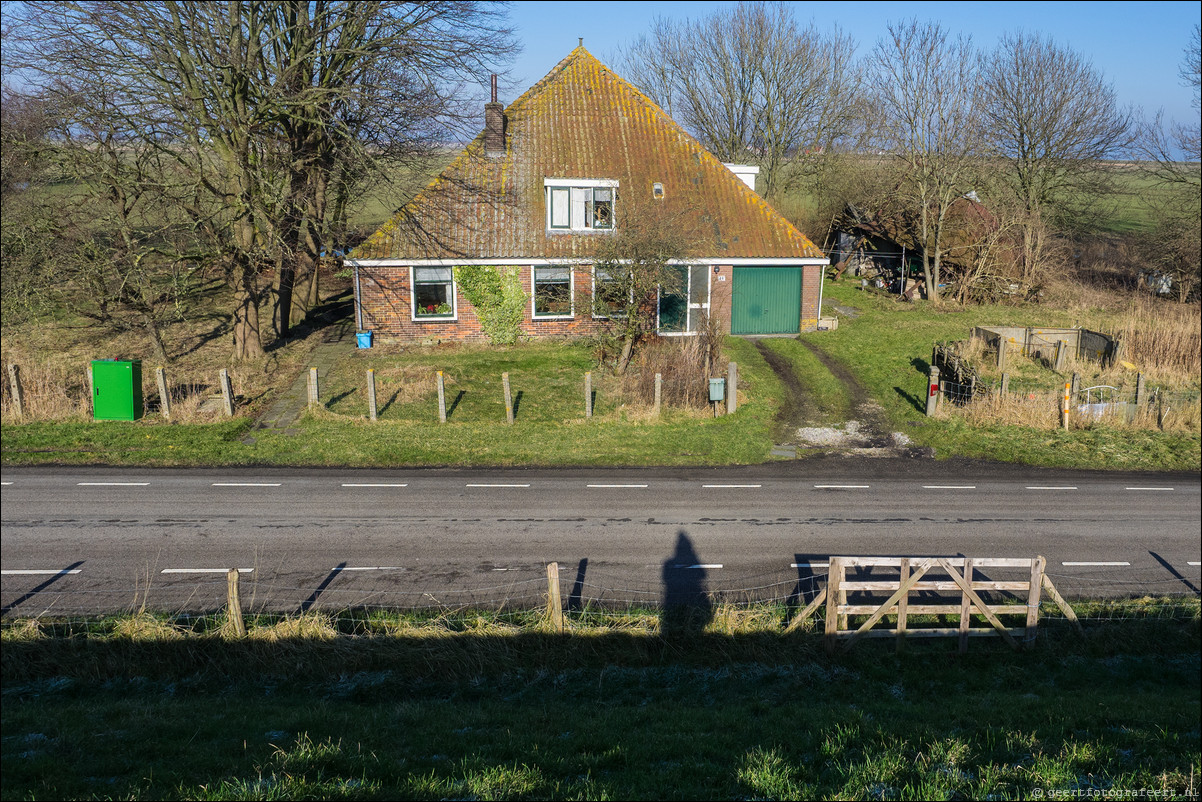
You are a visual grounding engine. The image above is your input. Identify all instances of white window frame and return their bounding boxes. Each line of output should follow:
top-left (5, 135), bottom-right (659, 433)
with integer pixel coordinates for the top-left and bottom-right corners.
top-left (410, 265), bottom-right (457, 321)
top-left (657, 264), bottom-right (711, 337)
top-left (591, 265), bottom-right (632, 319)
top-left (531, 265), bottom-right (575, 320)
top-left (545, 178), bottom-right (618, 232)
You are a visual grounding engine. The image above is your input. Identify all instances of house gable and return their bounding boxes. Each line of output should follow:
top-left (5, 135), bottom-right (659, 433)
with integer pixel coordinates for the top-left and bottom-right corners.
top-left (352, 47), bottom-right (823, 262)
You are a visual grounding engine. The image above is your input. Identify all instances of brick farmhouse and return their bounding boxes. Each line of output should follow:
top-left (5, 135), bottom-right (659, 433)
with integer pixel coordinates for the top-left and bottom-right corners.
top-left (348, 47), bottom-right (828, 343)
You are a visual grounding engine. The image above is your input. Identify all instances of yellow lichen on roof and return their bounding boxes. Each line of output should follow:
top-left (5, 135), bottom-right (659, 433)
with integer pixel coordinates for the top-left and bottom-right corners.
top-left (352, 47), bottom-right (824, 261)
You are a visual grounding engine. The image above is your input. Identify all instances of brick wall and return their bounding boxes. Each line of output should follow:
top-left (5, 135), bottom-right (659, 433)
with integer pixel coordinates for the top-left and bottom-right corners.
top-left (801, 263), bottom-right (822, 332)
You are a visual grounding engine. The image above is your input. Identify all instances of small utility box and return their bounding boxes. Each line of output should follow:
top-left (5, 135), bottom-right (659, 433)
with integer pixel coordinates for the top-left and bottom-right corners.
top-left (708, 378), bottom-right (726, 402)
top-left (91, 359), bottom-right (143, 421)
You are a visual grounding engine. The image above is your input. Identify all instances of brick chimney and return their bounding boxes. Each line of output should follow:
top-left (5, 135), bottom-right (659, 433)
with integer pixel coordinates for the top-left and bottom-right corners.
top-left (484, 74), bottom-right (505, 158)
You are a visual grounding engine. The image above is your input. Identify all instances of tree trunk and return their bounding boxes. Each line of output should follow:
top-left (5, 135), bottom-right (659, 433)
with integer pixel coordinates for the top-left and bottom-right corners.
top-left (232, 271), bottom-right (265, 362)
top-left (141, 311), bottom-right (169, 364)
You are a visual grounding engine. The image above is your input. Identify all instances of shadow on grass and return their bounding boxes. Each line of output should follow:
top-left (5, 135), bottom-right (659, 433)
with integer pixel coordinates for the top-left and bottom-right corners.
top-left (894, 386), bottom-right (925, 413)
top-left (446, 390), bottom-right (466, 419)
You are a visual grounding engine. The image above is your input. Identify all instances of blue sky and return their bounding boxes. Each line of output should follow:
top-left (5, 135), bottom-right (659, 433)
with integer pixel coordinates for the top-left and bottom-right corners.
top-left (503, 0), bottom-right (1201, 125)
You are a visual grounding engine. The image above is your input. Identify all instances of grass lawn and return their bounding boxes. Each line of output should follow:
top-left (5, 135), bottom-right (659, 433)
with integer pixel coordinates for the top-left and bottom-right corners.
top-left (809, 282), bottom-right (1201, 472)
top-left (2, 606), bottom-right (1198, 801)
top-left (0, 339), bottom-right (785, 468)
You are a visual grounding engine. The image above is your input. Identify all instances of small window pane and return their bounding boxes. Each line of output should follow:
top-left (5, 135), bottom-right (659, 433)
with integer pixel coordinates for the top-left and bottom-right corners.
top-left (414, 267), bottom-right (453, 317)
top-left (550, 188), bottom-right (569, 228)
top-left (592, 188), bottom-right (613, 229)
top-left (534, 265), bottom-right (572, 318)
top-left (570, 187), bottom-right (589, 229)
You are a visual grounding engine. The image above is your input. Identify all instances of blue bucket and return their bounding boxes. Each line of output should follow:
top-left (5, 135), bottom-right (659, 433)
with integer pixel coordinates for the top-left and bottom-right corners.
top-left (356, 331), bottom-right (373, 349)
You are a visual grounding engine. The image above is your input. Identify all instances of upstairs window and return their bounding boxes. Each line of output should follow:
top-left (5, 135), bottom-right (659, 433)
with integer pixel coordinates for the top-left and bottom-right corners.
top-left (545, 178), bottom-right (617, 231)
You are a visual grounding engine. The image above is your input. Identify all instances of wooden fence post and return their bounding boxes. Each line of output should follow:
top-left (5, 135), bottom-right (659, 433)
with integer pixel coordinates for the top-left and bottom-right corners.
top-left (1135, 373), bottom-right (1145, 408)
top-left (824, 557), bottom-right (843, 654)
top-left (1025, 556), bottom-right (1046, 649)
top-left (896, 558), bottom-right (910, 652)
top-left (726, 361), bottom-right (738, 415)
top-left (1070, 372), bottom-right (1080, 401)
top-left (958, 557), bottom-right (975, 654)
top-left (925, 366), bottom-right (941, 417)
top-left (307, 367), bottom-right (320, 407)
top-left (219, 369), bottom-right (235, 417)
top-left (584, 371), bottom-right (593, 418)
top-left (436, 371), bottom-right (446, 423)
top-left (156, 367), bottom-right (171, 420)
top-left (367, 369), bottom-right (378, 421)
top-left (502, 372), bottom-right (514, 424)
top-left (996, 338), bottom-right (1008, 371)
top-left (1157, 392), bottom-right (1167, 429)
top-left (546, 562), bottom-right (564, 633)
top-left (654, 373), bottom-right (662, 416)
top-left (7, 364), bottom-right (24, 417)
top-left (226, 568), bottom-right (247, 638)
top-left (1061, 380), bottom-right (1071, 430)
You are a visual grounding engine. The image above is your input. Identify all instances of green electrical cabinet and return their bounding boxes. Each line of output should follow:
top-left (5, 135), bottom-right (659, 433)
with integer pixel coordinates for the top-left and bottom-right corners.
top-left (91, 359), bottom-right (143, 421)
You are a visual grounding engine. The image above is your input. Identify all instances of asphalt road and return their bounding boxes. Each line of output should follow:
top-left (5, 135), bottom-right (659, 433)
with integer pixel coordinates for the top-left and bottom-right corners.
top-left (2, 459), bottom-right (1199, 615)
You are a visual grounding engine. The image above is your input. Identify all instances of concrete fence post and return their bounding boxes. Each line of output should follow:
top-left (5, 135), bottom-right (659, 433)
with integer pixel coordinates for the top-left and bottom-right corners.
top-left (367, 369), bottom-right (378, 421)
top-left (219, 369), bottom-right (235, 417)
top-left (584, 372), bottom-right (593, 418)
top-left (726, 361), bottom-right (738, 415)
top-left (307, 367), bottom-right (320, 407)
top-left (7, 364), bottom-right (24, 417)
top-left (502, 372), bottom-right (514, 424)
top-left (156, 367), bottom-right (171, 420)
top-left (997, 338), bottom-right (1008, 371)
top-left (925, 366), bottom-right (941, 417)
top-left (1000, 372), bottom-right (1010, 396)
top-left (436, 371), bottom-right (447, 423)
top-left (654, 373), bottom-right (662, 416)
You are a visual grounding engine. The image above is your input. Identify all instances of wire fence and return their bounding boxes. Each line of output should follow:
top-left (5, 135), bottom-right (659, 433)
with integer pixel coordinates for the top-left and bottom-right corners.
top-left (3, 561), bottom-right (1197, 637)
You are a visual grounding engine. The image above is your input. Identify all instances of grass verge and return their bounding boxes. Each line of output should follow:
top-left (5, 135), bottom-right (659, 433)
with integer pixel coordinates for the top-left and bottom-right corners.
top-left (2, 604), bottom-right (1198, 801)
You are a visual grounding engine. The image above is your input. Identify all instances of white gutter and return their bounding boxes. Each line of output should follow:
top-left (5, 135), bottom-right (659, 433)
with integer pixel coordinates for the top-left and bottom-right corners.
top-left (349, 257), bottom-right (829, 267)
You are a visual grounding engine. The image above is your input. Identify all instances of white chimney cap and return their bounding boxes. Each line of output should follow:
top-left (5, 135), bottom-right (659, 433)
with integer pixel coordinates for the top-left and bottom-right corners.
top-left (723, 163), bottom-right (759, 191)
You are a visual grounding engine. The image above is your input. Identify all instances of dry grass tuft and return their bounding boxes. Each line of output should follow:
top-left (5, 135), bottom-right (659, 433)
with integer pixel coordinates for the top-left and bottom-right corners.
top-left (1, 619), bottom-right (46, 641)
top-left (111, 613), bottom-right (184, 641)
top-left (620, 315), bottom-right (726, 409)
top-left (250, 612), bottom-right (339, 641)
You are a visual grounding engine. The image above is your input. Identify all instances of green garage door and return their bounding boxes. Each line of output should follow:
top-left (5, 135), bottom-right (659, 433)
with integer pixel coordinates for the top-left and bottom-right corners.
top-left (731, 267), bottom-right (801, 335)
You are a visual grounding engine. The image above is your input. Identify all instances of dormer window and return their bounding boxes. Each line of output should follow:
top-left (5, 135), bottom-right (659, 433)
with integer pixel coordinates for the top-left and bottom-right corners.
top-left (545, 178), bottom-right (617, 231)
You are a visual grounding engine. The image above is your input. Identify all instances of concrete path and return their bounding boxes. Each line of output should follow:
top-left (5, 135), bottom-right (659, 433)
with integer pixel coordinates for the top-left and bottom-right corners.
top-left (249, 317), bottom-right (356, 435)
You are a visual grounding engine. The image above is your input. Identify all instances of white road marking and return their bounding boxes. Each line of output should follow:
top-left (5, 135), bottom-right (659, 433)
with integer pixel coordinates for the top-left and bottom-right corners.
top-left (1062, 561), bottom-right (1131, 566)
top-left (341, 483), bottom-right (408, 487)
top-left (814, 484), bottom-right (870, 489)
top-left (1125, 487), bottom-right (1175, 491)
top-left (1, 482), bottom-right (14, 485)
top-left (1188, 562), bottom-right (1201, 567)
top-left (923, 485), bottom-right (976, 489)
top-left (674, 564), bottom-right (722, 569)
top-left (587, 484), bottom-right (648, 488)
top-left (160, 568), bottom-right (254, 574)
top-left (211, 482), bottom-right (281, 487)
top-left (1027, 486), bottom-right (1077, 490)
top-left (466, 483), bottom-right (530, 488)
top-left (77, 482), bottom-right (149, 486)
top-left (2, 569), bottom-right (82, 575)
top-left (791, 562), bottom-right (830, 568)
top-left (703, 484), bottom-right (762, 488)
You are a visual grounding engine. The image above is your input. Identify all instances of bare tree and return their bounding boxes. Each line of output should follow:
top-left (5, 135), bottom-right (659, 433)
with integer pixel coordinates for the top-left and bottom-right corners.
top-left (10, 1), bottom-right (514, 360)
top-left (866, 20), bottom-right (982, 303)
top-left (622, 2), bottom-right (861, 201)
top-left (979, 31), bottom-right (1136, 278)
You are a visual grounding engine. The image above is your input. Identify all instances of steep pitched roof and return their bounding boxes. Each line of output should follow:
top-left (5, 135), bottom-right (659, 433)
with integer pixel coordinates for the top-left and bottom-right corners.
top-left (353, 47), bottom-right (823, 261)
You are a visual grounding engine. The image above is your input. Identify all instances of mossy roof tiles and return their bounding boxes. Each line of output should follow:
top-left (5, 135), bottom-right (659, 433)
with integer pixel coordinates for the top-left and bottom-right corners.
top-left (354, 47), bottom-right (823, 261)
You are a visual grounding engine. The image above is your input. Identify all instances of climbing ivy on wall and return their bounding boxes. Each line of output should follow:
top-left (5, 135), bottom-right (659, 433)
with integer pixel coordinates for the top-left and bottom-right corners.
top-left (455, 265), bottom-right (527, 345)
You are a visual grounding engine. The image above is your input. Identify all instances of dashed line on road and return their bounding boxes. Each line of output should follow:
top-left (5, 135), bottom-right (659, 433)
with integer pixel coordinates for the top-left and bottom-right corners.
top-left (211, 482), bottom-right (281, 487)
top-left (341, 483), bottom-right (408, 488)
top-left (1188, 562), bottom-right (1201, 567)
top-left (814, 484), bottom-right (870, 489)
top-left (703, 484), bottom-right (762, 488)
top-left (1, 482), bottom-right (14, 486)
top-left (77, 481), bottom-right (150, 486)
top-left (923, 485), bottom-right (976, 489)
top-left (2, 569), bottom-right (82, 575)
top-left (1062, 561), bottom-right (1131, 567)
top-left (791, 562), bottom-right (830, 569)
top-left (1125, 486), bottom-right (1175, 491)
top-left (1027, 486), bottom-right (1077, 490)
top-left (161, 568), bottom-right (254, 574)
top-left (337, 566), bottom-right (403, 571)
top-left (587, 484), bottom-right (648, 488)
top-left (673, 564), bottom-right (722, 569)
top-left (466, 483), bottom-right (531, 488)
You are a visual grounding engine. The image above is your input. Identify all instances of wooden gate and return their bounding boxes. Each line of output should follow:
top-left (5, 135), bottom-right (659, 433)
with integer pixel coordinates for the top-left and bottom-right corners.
top-left (812, 556), bottom-right (1075, 653)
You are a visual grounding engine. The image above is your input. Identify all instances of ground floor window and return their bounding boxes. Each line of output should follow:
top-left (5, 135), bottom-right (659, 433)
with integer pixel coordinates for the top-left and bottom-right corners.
top-left (533, 265), bottom-right (573, 318)
top-left (659, 264), bottom-right (710, 334)
top-left (413, 266), bottom-right (454, 318)
top-left (592, 266), bottom-right (630, 318)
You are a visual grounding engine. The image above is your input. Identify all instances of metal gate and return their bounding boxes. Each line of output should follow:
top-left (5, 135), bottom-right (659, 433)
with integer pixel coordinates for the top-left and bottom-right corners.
top-left (731, 267), bottom-right (801, 335)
